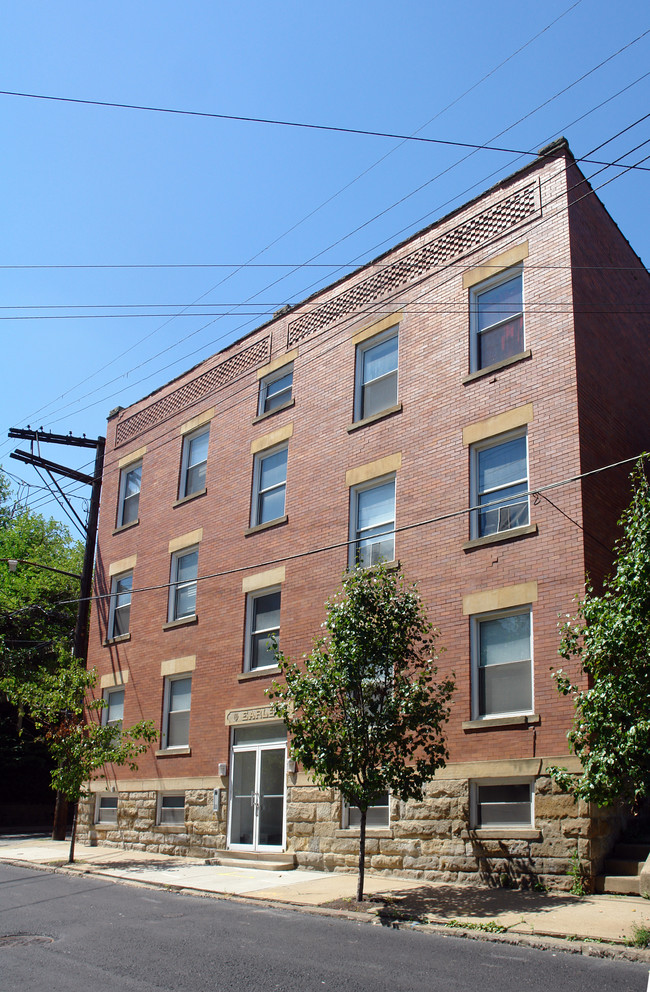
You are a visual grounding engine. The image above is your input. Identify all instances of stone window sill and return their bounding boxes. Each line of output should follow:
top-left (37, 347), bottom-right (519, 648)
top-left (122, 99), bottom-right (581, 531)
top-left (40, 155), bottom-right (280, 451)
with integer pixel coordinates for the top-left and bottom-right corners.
top-left (462, 714), bottom-right (540, 731)
top-left (156, 823), bottom-right (188, 833)
top-left (252, 399), bottom-right (295, 424)
top-left (112, 519), bottom-right (139, 536)
top-left (245, 515), bottom-right (288, 537)
top-left (347, 403), bottom-right (402, 434)
top-left (163, 615), bottom-right (198, 631)
top-left (335, 828), bottom-right (393, 839)
top-left (464, 828), bottom-right (542, 841)
top-left (155, 746), bottom-right (191, 757)
top-left (238, 666), bottom-right (281, 682)
top-left (173, 488), bottom-right (207, 509)
top-left (345, 559), bottom-right (400, 578)
top-left (462, 523), bottom-right (537, 552)
top-left (103, 633), bottom-right (131, 647)
top-left (462, 349), bottom-right (532, 385)
top-left (92, 822), bottom-right (116, 831)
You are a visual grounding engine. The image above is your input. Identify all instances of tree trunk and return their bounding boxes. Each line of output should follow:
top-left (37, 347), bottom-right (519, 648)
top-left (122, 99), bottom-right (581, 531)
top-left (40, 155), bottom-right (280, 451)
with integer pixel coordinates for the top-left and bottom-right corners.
top-left (357, 808), bottom-right (367, 902)
top-left (52, 789), bottom-right (68, 841)
top-left (67, 802), bottom-right (78, 864)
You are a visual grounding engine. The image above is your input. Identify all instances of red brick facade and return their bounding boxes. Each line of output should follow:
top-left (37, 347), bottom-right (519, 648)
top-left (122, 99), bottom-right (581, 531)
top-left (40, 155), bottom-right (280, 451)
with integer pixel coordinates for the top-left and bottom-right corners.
top-left (79, 140), bottom-right (650, 888)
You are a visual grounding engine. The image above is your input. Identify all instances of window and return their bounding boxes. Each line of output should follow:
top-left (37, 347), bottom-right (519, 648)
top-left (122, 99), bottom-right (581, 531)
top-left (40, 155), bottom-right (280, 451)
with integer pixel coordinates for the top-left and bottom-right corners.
top-left (179, 429), bottom-right (209, 499)
top-left (349, 477), bottom-right (395, 568)
top-left (355, 329), bottom-right (398, 421)
top-left (246, 589), bottom-right (281, 670)
top-left (259, 363), bottom-right (293, 415)
top-left (472, 608), bottom-right (532, 718)
top-left (158, 793), bottom-right (185, 825)
top-left (251, 445), bottom-right (288, 526)
top-left (470, 267), bottom-right (523, 371)
top-left (102, 688), bottom-right (124, 731)
top-left (162, 675), bottom-right (192, 748)
top-left (472, 781), bottom-right (533, 828)
top-left (343, 791), bottom-right (390, 828)
top-left (117, 462), bottom-right (141, 527)
top-left (168, 548), bottom-right (198, 621)
top-left (471, 432), bottom-right (528, 539)
top-left (107, 572), bottom-right (132, 639)
top-left (96, 795), bottom-right (118, 824)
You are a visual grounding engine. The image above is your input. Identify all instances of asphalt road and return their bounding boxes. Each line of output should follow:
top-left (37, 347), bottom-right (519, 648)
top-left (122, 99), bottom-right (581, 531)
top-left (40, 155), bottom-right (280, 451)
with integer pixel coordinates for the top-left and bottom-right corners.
top-left (1, 864), bottom-right (648, 992)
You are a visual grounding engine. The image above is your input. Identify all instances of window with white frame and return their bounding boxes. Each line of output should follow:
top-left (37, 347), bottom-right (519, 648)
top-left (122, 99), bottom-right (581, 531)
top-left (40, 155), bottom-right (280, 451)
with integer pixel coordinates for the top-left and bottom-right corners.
top-left (168, 547), bottom-right (198, 621)
top-left (343, 791), bottom-right (390, 828)
top-left (471, 780), bottom-right (533, 828)
top-left (258, 363), bottom-right (293, 416)
top-left (162, 675), bottom-right (192, 748)
top-left (355, 328), bottom-right (398, 421)
top-left (470, 267), bottom-right (523, 371)
top-left (471, 608), bottom-right (532, 718)
top-left (95, 795), bottom-right (118, 824)
top-left (251, 445), bottom-right (288, 526)
top-left (102, 687), bottom-right (124, 731)
top-left (158, 793), bottom-right (185, 825)
top-left (179, 429), bottom-right (209, 500)
top-left (246, 588), bottom-right (281, 670)
top-left (349, 476), bottom-right (396, 568)
top-left (471, 431), bottom-right (529, 539)
top-left (107, 571), bottom-right (133, 639)
top-left (117, 461), bottom-right (142, 527)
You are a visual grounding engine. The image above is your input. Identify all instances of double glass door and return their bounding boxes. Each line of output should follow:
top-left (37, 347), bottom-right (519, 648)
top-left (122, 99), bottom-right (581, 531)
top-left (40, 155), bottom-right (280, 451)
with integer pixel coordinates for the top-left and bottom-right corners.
top-left (228, 725), bottom-right (286, 851)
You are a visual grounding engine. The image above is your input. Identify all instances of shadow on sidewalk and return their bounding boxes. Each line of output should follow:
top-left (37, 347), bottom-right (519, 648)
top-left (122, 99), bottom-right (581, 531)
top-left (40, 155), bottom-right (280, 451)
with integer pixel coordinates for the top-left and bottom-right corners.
top-left (324, 883), bottom-right (578, 922)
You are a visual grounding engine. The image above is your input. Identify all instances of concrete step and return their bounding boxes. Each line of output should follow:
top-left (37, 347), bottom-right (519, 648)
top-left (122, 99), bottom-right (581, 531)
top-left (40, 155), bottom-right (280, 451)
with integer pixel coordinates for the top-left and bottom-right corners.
top-left (604, 858), bottom-right (646, 877)
top-left (205, 850), bottom-right (296, 872)
top-left (595, 874), bottom-right (640, 895)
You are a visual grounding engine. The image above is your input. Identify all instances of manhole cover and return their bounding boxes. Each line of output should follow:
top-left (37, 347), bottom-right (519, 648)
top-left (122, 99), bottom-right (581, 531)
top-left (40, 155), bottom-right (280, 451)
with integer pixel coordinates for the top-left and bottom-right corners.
top-left (0, 934), bottom-right (54, 947)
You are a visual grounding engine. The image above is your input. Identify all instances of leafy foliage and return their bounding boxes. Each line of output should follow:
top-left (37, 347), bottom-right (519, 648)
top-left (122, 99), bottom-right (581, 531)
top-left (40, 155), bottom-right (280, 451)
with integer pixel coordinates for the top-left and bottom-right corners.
top-left (549, 458), bottom-right (650, 809)
top-left (0, 469), bottom-right (84, 676)
top-left (0, 470), bottom-right (86, 823)
top-left (268, 564), bottom-right (454, 898)
top-left (0, 647), bottom-right (156, 804)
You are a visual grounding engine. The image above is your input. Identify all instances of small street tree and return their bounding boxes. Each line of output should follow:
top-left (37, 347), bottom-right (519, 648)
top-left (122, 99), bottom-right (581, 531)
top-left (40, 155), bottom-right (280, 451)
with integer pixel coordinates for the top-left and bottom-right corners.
top-left (0, 648), bottom-right (156, 862)
top-left (268, 565), bottom-right (454, 901)
top-left (550, 457), bottom-right (650, 810)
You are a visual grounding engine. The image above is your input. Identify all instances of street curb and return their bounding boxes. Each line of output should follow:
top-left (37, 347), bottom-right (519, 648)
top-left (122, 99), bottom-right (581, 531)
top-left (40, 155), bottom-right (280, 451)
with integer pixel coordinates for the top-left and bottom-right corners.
top-left (3, 857), bottom-right (650, 963)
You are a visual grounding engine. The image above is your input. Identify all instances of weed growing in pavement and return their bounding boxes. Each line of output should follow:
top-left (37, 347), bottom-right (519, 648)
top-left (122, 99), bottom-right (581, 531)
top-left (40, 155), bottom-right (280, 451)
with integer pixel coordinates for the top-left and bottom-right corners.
top-left (568, 849), bottom-right (587, 896)
top-left (626, 924), bottom-right (650, 948)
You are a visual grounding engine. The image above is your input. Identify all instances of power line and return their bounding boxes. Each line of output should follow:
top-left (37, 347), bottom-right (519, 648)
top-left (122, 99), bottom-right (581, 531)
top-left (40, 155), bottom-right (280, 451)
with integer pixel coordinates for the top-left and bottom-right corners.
top-left (6, 64), bottom-right (649, 449)
top-left (13, 139), bottom-right (649, 463)
top-left (7, 42), bottom-right (649, 439)
top-left (2, 79), bottom-right (650, 171)
top-left (1, 305), bottom-right (648, 322)
top-left (53, 451), bottom-right (647, 611)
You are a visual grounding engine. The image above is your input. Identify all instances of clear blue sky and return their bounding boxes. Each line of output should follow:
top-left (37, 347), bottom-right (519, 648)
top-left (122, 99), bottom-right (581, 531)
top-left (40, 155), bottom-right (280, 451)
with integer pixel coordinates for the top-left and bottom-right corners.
top-left (1, 1), bottom-right (648, 532)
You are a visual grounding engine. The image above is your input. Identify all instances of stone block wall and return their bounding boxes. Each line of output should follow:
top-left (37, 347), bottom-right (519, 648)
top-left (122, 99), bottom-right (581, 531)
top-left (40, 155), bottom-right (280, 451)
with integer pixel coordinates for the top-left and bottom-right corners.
top-left (78, 788), bottom-right (227, 858)
top-left (77, 773), bottom-right (623, 891)
top-left (285, 774), bottom-right (622, 891)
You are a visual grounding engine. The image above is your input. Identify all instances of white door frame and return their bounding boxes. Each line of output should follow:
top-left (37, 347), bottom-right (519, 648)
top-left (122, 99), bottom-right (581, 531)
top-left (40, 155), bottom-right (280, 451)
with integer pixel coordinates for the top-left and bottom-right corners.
top-left (227, 739), bottom-right (287, 852)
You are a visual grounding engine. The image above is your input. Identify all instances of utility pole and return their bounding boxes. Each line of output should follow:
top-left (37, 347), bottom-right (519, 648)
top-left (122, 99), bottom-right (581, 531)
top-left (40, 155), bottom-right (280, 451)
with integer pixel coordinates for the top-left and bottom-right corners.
top-left (7, 428), bottom-right (105, 840)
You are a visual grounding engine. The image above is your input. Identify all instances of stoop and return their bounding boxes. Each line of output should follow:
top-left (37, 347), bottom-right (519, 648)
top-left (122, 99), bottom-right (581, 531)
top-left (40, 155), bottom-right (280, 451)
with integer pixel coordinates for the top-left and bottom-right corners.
top-left (205, 850), bottom-right (296, 872)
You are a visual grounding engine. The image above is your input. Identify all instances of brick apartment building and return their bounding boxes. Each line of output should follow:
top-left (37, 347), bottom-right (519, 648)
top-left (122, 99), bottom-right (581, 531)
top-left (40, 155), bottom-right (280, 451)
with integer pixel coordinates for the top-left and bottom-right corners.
top-left (78, 138), bottom-right (650, 889)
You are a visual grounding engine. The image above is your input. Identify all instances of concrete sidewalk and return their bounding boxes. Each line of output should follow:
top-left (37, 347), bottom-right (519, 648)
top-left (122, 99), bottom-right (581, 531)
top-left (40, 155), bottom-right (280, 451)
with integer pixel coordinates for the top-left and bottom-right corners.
top-left (2, 835), bottom-right (650, 953)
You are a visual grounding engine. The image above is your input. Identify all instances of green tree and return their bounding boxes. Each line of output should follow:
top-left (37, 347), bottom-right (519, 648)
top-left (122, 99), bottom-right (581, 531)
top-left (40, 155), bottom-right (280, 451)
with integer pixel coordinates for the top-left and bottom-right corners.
top-left (268, 565), bottom-right (454, 901)
top-left (0, 648), bottom-right (156, 862)
top-left (0, 470), bottom-right (85, 829)
top-left (550, 457), bottom-right (650, 809)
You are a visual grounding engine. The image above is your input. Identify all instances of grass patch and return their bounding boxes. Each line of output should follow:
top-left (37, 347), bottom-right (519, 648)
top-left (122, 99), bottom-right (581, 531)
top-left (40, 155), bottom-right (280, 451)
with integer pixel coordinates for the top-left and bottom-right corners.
top-left (446, 918), bottom-right (508, 934)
